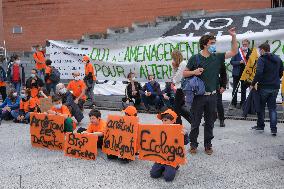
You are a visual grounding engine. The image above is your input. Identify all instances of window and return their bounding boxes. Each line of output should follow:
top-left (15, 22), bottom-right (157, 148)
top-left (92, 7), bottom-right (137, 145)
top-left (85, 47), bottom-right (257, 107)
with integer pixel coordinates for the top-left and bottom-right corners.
top-left (12, 26), bottom-right (23, 34)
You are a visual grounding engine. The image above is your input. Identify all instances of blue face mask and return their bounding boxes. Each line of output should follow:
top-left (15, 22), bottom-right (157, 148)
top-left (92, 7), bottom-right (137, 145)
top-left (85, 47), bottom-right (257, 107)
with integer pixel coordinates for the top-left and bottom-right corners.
top-left (20, 94), bottom-right (26, 99)
top-left (31, 74), bottom-right (36, 78)
top-left (208, 45), bottom-right (216, 54)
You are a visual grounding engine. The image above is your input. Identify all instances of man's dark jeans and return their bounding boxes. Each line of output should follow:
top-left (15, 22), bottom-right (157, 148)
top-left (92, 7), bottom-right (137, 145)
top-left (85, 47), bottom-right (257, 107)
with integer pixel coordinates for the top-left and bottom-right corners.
top-left (141, 94), bottom-right (162, 109)
top-left (217, 91), bottom-right (224, 121)
top-left (257, 88), bottom-right (279, 132)
top-left (190, 94), bottom-right (217, 148)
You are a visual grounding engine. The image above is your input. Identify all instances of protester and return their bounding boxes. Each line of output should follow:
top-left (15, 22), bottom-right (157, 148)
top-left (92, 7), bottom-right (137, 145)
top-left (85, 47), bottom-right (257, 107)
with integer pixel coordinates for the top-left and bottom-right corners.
top-left (45, 59), bottom-right (59, 95)
top-left (171, 50), bottom-right (192, 125)
top-left (11, 88), bottom-right (39, 123)
top-left (106, 105), bottom-right (138, 163)
top-left (0, 64), bottom-right (7, 101)
top-left (33, 45), bottom-right (46, 80)
top-left (7, 55), bottom-right (25, 95)
top-left (77, 109), bottom-right (106, 148)
top-left (251, 43), bottom-right (283, 136)
top-left (150, 109), bottom-right (180, 182)
top-left (56, 83), bottom-right (84, 123)
top-left (162, 82), bottom-right (175, 109)
top-left (140, 75), bottom-right (163, 111)
top-left (46, 95), bottom-right (76, 132)
top-left (82, 56), bottom-right (96, 106)
top-left (67, 71), bottom-right (87, 110)
top-left (26, 69), bottom-right (44, 98)
top-left (0, 89), bottom-right (20, 122)
top-left (230, 39), bottom-right (252, 108)
top-left (125, 72), bottom-right (142, 107)
top-left (183, 28), bottom-right (238, 155)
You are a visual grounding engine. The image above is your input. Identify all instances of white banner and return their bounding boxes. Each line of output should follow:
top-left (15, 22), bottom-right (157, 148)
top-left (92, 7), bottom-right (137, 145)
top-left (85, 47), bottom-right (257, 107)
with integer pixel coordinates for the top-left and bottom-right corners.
top-left (47, 12), bottom-right (284, 81)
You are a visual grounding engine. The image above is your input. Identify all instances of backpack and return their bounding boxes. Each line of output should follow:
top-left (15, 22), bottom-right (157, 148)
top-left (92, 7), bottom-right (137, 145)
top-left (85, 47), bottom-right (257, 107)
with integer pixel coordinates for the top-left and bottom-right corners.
top-left (49, 66), bottom-right (60, 83)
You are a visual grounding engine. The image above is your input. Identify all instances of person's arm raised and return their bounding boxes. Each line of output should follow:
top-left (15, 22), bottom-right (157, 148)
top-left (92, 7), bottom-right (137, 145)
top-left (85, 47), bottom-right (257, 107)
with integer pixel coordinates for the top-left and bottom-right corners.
top-left (225, 27), bottom-right (238, 59)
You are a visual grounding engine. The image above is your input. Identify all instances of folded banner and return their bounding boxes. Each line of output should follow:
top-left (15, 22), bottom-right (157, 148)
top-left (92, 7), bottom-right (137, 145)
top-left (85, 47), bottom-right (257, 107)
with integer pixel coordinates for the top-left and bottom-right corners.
top-left (30, 113), bottom-right (65, 151)
top-left (240, 48), bottom-right (259, 82)
top-left (138, 124), bottom-right (186, 167)
top-left (47, 11), bottom-right (284, 81)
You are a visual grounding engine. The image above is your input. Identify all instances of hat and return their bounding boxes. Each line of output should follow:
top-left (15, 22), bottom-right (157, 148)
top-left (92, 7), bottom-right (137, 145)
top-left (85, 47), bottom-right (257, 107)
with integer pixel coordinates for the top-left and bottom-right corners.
top-left (123, 106), bottom-right (137, 116)
top-left (157, 109), bottom-right (177, 122)
top-left (82, 56), bottom-right (90, 62)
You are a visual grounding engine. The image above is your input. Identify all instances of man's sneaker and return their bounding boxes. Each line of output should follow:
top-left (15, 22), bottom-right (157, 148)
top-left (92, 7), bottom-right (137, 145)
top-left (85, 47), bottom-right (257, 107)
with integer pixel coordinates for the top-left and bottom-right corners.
top-left (205, 147), bottom-right (213, 155)
top-left (251, 126), bottom-right (264, 132)
top-left (229, 105), bottom-right (236, 110)
top-left (220, 120), bottom-right (225, 127)
top-left (189, 147), bottom-right (197, 154)
top-left (271, 130), bottom-right (277, 136)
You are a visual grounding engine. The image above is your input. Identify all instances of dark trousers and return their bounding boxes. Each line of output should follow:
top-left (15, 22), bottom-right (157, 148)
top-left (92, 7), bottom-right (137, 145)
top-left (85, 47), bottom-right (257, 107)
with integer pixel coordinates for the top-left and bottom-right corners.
top-left (232, 76), bottom-right (249, 106)
top-left (0, 110), bottom-right (13, 121)
top-left (174, 89), bottom-right (191, 125)
top-left (190, 94), bottom-right (217, 148)
top-left (141, 94), bottom-right (162, 109)
top-left (257, 89), bottom-right (279, 132)
top-left (217, 91), bottom-right (224, 121)
top-left (129, 95), bottom-right (142, 106)
top-left (0, 86), bottom-right (7, 101)
top-left (46, 82), bottom-right (58, 95)
top-left (150, 163), bottom-right (176, 182)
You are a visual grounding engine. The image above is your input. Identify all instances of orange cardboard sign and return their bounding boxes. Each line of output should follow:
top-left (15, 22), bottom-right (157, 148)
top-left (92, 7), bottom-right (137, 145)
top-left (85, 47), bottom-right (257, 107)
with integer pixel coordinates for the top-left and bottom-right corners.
top-left (138, 124), bottom-right (186, 167)
top-left (30, 113), bottom-right (65, 150)
top-left (39, 98), bottom-right (53, 113)
top-left (64, 132), bottom-right (98, 160)
top-left (102, 115), bottom-right (139, 160)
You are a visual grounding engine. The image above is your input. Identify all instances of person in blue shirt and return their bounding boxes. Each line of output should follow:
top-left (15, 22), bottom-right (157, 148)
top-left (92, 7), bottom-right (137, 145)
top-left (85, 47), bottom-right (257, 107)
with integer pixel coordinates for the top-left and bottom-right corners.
top-left (0, 88), bottom-right (20, 122)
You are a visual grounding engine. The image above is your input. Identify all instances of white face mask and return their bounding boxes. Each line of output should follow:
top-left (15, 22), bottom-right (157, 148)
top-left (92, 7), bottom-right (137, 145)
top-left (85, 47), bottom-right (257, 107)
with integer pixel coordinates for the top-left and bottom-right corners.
top-left (54, 103), bottom-right (62, 110)
top-left (132, 77), bottom-right (136, 81)
top-left (15, 60), bottom-right (20, 64)
top-left (74, 76), bottom-right (80, 81)
top-left (13, 92), bottom-right (18, 97)
top-left (59, 88), bottom-right (67, 94)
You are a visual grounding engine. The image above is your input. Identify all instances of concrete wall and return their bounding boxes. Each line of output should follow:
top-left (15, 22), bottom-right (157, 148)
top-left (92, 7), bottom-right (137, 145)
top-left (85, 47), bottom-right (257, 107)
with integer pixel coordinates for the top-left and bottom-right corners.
top-left (2, 0), bottom-right (271, 51)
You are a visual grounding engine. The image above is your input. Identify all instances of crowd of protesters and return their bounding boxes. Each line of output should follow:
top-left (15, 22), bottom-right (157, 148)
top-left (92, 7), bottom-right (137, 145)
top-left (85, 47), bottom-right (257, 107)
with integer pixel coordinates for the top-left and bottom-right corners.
top-left (0, 27), bottom-right (283, 181)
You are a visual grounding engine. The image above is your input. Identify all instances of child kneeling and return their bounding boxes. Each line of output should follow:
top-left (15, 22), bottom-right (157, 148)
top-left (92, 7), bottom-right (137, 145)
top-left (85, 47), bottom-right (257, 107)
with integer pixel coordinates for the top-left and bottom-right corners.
top-left (47, 95), bottom-right (76, 132)
top-left (150, 109), bottom-right (180, 182)
top-left (77, 109), bottom-right (106, 148)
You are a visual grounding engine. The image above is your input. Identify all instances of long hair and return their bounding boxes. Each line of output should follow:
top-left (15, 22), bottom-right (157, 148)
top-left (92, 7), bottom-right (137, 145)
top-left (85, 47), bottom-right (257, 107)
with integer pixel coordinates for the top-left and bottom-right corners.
top-left (171, 50), bottom-right (183, 66)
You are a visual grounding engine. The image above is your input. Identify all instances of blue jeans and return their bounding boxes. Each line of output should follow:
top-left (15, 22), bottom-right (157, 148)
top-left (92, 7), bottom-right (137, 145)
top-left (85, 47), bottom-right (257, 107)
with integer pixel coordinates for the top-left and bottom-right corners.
top-left (150, 163), bottom-right (177, 182)
top-left (141, 94), bottom-right (162, 109)
top-left (11, 110), bottom-right (30, 121)
top-left (257, 89), bottom-right (279, 132)
top-left (12, 82), bottom-right (21, 95)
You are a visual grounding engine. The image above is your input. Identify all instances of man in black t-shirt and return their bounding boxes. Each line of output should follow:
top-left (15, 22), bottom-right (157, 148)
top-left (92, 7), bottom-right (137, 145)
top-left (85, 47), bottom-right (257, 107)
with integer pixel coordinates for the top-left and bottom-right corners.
top-left (183, 28), bottom-right (238, 155)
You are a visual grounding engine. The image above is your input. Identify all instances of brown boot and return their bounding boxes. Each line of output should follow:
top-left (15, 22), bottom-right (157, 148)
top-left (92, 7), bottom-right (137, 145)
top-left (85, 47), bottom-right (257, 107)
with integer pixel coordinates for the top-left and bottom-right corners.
top-left (189, 147), bottom-right (197, 154)
top-left (205, 147), bottom-right (213, 155)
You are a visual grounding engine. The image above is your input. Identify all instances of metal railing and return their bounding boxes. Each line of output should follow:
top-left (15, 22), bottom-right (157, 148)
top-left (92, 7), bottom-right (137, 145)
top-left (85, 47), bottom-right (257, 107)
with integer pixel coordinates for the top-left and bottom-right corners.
top-left (272, 0), bottom-right (284, 7)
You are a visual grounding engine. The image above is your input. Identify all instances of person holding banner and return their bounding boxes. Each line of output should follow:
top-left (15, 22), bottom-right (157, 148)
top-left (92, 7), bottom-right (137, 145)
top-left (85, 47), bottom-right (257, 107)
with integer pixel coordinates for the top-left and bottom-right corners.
top-left (150, 109), bottom-right (179, 182)
top-left (251, 43), bottom-right (283, 136)
top-left (46, 95), bottom-right (75, 132)
top-left (77, 109), bottom-right (106, 148)
top-left (67, 71), bottom-right (87, 111)
top-left (183, 28), bottom-right (238, 155)
top-left (230, 39), bottom-right (252, 109)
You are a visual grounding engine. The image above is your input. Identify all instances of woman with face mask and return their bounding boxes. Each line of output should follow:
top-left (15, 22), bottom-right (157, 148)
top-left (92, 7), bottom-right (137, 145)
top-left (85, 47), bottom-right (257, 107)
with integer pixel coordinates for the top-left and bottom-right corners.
top-left (66, 71), bottom-right (87, 111)
top-left (25, 69), bottom-right (44, 98)
top-left (123, 72), bottom-right (142, 108)
top-left (0, 89), bottom-right (20, 122)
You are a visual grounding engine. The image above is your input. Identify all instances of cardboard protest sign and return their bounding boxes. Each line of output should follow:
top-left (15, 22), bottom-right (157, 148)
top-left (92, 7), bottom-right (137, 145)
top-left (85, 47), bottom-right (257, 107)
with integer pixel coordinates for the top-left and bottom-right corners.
top-left (138, 124), bottom-right (186, 167)
top-left (30, 113), bottom-right (65, 150)
top-left (64, 132), bottom-right (98, 160)
top-left (39, 98), bottom-right (53, 113)
top-left (102, 115), bottom-right (139, 160)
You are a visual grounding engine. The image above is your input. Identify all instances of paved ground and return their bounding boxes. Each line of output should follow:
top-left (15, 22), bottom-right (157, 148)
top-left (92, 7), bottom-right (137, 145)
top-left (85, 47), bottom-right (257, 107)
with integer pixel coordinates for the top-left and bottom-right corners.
top-left (0, 110), bottom-right (284, 189)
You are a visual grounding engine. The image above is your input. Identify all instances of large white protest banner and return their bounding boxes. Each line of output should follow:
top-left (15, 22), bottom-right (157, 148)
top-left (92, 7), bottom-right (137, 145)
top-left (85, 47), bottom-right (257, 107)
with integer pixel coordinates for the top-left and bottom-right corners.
top-left (47, 12), bottom-right (284, 81)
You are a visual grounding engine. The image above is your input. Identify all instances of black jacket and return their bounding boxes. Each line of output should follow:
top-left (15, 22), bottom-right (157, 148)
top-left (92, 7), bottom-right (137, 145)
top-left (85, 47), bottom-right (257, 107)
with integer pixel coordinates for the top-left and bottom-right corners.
top-left (126, 81), bottom-right (142, 98)
top-left (242, 89), bottom-right (260, 117)
top-left (61, 91), bottom-right (84, 122)
top-left (26, 76), bottom-right (44, 89)
top-left (252, 53), bottom-right (283, 89)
